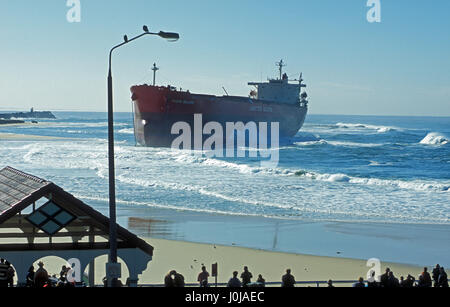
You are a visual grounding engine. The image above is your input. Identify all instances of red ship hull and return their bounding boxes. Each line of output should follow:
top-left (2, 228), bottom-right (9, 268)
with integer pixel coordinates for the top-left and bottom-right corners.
top-left (130, 85), bottom-right (307, 147)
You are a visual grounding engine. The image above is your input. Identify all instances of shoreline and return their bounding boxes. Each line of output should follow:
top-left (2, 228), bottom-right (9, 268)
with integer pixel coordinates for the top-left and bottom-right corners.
top-left (116, 204), bottom-right (450, 268)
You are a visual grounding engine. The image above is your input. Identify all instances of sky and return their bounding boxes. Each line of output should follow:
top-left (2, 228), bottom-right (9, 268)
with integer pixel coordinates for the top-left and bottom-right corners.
top-left (0, 0), bottom-right (449, 116)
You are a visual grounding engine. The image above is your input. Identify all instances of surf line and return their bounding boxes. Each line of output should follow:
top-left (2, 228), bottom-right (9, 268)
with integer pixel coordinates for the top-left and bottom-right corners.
top-left (171, 113), bottom-right (280, 168)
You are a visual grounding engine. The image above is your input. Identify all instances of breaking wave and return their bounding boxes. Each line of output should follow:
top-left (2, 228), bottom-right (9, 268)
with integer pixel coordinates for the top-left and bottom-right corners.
top-left (293, 170), bottom-right (450, 192)
top-left (335, 122), bottom-right (396, 133)
top-left (419, 133), bottom-right (449, 145)
top-left (294, 140), bottom-right (383, 148)
top-left (166, 151), bottom-right (450, 193)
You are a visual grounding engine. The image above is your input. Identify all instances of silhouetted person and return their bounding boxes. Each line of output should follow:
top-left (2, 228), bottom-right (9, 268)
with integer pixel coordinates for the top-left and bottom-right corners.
top-left (281, 269), bottom-right (295, 287)
top-left (227, 271), bottom-right (242, 287)
top-left (197, 266), bottom-right (209, 287)
top-left (173, 271), bottom-right (185, 287)
top-left (438, 267), bottom-right (448, 288)
top-left (432, 264), bottom-right (441, 287)
top-left (0, 259), bottom-right (8, 288)
top-left (367, 271), bottom-right (379, 288)
top-left (419, 267), bottom-right (432, 288)
top-left (380, 268), bottom-right (390, 287)
top-left (26, 266), bottom-right (35, 287)
top-left (401, 275), bottom-right (414, 288)
top-left (327, 280), bottom-right (334, 288)
top-left (353, 277), bottom-right (365, 288)
top-left (241, 266), bottom-right (253, 287)
top-left (399, 276), bottom-right (406, 287)
top-left (387, 271), bottom-right (400, 288)
top-left (6, 261), bottom-right (15, 287)
top-left (34, 262), bottom-right (49, 288)
top-left (60, 265), bottom-right (68, 283)
top-left (257, 274), bottom-right (266, 287)
top-left (164, 270), bottom-right (175, 287)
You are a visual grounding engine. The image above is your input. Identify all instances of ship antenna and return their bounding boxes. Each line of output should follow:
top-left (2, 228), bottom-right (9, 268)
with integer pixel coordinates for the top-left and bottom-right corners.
top-left (276, 59), bottom-right (286, 80)
top-left (151, 62), bottom-right (159, 86)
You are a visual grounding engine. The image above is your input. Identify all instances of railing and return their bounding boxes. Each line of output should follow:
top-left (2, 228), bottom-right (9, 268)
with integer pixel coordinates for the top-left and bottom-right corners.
top-left (136, 280), bottom-right (361, 288)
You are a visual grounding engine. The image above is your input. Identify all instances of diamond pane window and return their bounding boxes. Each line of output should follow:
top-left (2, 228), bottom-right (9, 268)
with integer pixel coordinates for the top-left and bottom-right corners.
top-left (41, 220), bottom-right (61, 235)
top-left (40, 202), bottom-right (60, 216)
top-left (27, 211), bottom-right (47, 226)
top-left (26, 200), bottom-right (76, 236)
top-left (54, 211), bottom-right (74, 225)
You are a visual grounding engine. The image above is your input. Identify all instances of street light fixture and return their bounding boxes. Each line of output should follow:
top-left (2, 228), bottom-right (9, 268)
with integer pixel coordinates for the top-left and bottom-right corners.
top-left (106, 25), bottom-right (179, 287)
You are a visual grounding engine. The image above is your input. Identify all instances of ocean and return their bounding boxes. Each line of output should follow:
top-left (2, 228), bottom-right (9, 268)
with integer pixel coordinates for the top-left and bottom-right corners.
top-left (1, 112), bottom-right (449, 266)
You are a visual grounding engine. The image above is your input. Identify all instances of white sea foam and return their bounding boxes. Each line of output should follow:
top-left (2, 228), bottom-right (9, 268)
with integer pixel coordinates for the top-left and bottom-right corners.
top-left (326, 141), bottom-right (383, 148)
top-left (335, 122), bottom-right (396, 133)
top-left (294, 169), bottom-right (450, 192)
top-left (294, 140), bottom-right (328, 146)
top-left (294, 139), bottom-right (383, 148)
top-left (368, 161), bottom-right (393, 167)
top-left (118, 128), bottom-right (134, 134)
top-left (163, 150), bottom-right (449, 193)
top-left (6, 133), bottom-right (448, 225)
top-left (419, 133), bottom-right (449, 145)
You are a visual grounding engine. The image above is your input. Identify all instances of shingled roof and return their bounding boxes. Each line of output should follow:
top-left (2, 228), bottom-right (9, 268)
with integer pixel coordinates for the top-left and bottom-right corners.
top-left (0, 166), bottom-right (153, 256)
top-left (0, 166), bottom-right (51, 215)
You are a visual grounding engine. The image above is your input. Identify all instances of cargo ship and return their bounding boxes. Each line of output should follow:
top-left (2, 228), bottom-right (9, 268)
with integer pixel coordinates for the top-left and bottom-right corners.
top-left (130, 60), bottom-right (308, 148)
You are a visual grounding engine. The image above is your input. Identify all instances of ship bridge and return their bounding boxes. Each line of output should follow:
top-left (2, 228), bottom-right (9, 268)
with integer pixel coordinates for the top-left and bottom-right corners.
top-left (248, 60), bottom-right (307, 105)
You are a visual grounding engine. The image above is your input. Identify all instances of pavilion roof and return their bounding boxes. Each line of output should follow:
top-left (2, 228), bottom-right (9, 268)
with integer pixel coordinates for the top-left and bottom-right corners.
top-left (0, 166), bottom-right (153, 256)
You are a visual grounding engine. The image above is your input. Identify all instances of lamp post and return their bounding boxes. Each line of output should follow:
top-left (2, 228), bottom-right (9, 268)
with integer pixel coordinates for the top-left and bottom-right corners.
top-left (107, 26), bottom-right (179, 287)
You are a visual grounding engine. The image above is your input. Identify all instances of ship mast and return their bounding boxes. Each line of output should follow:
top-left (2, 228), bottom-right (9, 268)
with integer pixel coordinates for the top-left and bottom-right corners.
top-left (151, 63), bottom-right (159, 86)
top-left (276, 59), bottom-right (286, 80)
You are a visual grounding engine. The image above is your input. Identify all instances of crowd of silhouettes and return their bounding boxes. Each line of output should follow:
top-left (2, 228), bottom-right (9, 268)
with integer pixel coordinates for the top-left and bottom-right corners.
top-left (1, 260), bottom-right (83, 288)
top-left (164, 266), bottom-right (293, 288)
top-left (224, 266), bottom-right (294, 288)
top-left (2, 257), bottom-right (449, 288)
top-left (352, 265), bottom-right (448, 288)
top-left (164, 264), bottom-right (449, 288)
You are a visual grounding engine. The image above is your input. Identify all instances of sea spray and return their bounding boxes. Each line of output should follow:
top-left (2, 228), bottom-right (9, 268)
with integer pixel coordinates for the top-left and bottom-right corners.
top-left (420, 132), bottom-right (449, 145)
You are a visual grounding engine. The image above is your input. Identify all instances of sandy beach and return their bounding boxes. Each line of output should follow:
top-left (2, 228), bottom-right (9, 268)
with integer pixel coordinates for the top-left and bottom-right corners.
top-left (139, 238), bottom-right (423, 286)
top-left (34, 237), bottom-right (423, 287)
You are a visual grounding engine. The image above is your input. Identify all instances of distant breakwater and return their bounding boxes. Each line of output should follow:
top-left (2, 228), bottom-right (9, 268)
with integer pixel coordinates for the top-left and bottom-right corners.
top-left (0, 111), bottom-right (56, 120)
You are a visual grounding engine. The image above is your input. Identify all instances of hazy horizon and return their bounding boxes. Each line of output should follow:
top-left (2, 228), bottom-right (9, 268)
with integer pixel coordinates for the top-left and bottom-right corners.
top-left (2, 108), bottom-right (450, 119)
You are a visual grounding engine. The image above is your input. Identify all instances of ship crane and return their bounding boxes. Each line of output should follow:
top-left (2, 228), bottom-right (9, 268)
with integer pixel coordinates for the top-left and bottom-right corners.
top-left (288, 73), bottom-right (306, 87)
top-left (287, 73), bottom-right (308, 104)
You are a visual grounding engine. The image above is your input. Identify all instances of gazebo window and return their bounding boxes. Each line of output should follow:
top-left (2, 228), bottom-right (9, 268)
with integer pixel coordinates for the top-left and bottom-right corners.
top-left (26, 200), bottom-right (76, 235)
